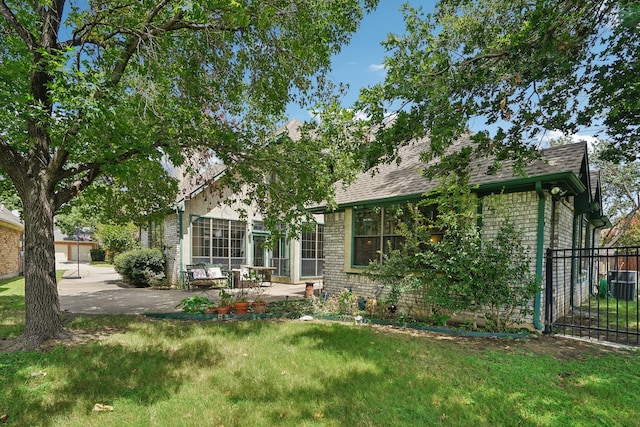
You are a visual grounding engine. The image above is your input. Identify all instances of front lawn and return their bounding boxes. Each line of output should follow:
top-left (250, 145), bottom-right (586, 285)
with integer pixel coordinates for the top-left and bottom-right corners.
top-left (0, 271), bottom-right (65, 338)
top-left (1, 311), bottom-right (639, 426)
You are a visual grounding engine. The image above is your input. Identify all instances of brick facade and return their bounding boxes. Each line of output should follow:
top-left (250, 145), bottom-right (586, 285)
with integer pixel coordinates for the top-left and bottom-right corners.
top-left (323, 190), bottom-right (582, 326)
top-left (0, 224), bottom-right (22, 279)
top-left (163, 213), bottom-right (180, 283)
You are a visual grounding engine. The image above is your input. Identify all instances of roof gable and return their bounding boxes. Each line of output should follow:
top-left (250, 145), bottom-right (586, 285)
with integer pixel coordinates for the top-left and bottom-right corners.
top-left (0, 206), bottom-right (23, 231)
top-left (332, 137), bottom-right (590, 207)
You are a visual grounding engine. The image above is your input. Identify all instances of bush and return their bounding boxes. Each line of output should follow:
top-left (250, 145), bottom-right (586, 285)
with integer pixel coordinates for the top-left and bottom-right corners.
top-left (176, 296), bottom-right (214, 313)
top-left (95, 223), bottom-right (139, 261)
top-left (113, 248), bottom-right (165, 287)
top-left (90, 249), bottom-right (106, 262)
top-left (367, 182), bottom-right (538, 332)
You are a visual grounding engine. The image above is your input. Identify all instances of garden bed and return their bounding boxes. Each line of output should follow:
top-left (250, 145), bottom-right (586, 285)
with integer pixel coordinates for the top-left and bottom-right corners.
top-left (146, 298), bottom-right (532, 339)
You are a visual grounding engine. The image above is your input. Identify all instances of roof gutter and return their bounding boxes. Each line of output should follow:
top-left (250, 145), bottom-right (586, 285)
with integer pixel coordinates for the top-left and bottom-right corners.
top-left (314, 172), bottom-right (586, 214)
top-left (477, 172), bottom-right (585, 196)
top-left (533, 181), bottom-right (545, 331)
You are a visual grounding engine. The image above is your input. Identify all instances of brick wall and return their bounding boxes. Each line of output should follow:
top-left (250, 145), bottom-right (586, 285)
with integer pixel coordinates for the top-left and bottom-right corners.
top-left (0, 225), bottom-right (22, 279)
top-left (163, 213), bottom-right (180, 284)
top-left (481, 191), bottom-right (551, 324)
top-left (481, 191), bottom-right (543, 276)
top-left (323, 191), bottom-right (567, 327)
top-left (324, 210), bottom-right (383, 298)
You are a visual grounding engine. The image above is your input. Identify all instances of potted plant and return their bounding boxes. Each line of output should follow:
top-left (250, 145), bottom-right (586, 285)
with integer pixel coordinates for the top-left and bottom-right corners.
top-left (175, 296), bottom-right (214, 314)
top-left (251, 283), bottom-right (268, 314)
top-left (217, 288), bottom-right (233, 315)
top-left (233, 289), bottom-right (250, 315)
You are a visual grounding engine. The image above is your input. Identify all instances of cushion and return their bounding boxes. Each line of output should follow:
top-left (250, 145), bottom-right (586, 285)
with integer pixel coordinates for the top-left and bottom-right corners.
top-left (191, 269), bottom-right (207, 280)
top-left (206, 267), bottom-right (224, 279)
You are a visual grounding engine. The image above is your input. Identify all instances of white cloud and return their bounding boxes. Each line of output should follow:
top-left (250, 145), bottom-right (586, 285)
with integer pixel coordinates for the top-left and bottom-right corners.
top-left (353, 110), bottom-right (370, 121)
top-left (539, 129), bottom-right (600, 152)
top-left (368, 63), bottom-right (386, 72)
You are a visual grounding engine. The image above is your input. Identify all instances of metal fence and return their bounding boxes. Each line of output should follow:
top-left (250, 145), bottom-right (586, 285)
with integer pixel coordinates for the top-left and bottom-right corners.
top-left (545, 247), bottom-right (640, 346)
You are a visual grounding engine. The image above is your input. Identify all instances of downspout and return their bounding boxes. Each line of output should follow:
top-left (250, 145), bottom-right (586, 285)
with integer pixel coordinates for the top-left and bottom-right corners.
top-left (177, 206), bottom-right (184, 281)
top-left (570, 213), bottom-right (578, 308)
top-left (534, 182), bottom-right (545, 331)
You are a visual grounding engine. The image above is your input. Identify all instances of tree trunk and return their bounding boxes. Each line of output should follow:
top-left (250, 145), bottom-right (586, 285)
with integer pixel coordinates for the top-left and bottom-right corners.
top-left (20, 178), bottom-right (69, 350)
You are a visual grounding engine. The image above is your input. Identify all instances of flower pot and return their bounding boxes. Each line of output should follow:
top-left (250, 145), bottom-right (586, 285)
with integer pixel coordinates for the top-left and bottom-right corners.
top-left (252, 301), bottom-right (267, 314)
top-left (305, 282), bottom-right (315, 298)
top-left (217, 305), bottom-right (231, 315)
top-left (203, 307), bottom-right (217, 315)
top-left (234, 301), bottom-right (250, 315)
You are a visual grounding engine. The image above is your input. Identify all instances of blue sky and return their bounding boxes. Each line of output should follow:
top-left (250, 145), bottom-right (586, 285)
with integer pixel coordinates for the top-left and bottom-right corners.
top-left (285, 1), bottom-right (600, 147)
top-left (285, 1), bottom-right (416, 121)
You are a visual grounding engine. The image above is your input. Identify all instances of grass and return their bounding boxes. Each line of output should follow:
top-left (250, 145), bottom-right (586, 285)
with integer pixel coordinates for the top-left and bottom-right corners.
top-left (2, 275), bottom-right (640, 426)
top-left (0, 317), bottom-right (639, 426)
top-left (89, 261), bottom-right (113, 267)
top-left (585, 297), bottom-right (639, 330)
top-left (0, 271), bottom-right (66, 338)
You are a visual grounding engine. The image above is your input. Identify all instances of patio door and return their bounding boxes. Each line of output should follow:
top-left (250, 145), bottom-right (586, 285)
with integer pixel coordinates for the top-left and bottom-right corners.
top-left (252, 234), bottom-right (269, 267)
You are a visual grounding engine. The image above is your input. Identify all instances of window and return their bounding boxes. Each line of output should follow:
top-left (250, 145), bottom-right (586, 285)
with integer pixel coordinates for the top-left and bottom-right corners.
top-left (353, 207), bottom-right (381, 266)
top-left (191, 217), bottom-right (246, 269)
top-left (352, 203), bottom-right (441, 266)
top-left (271, 228), bottom-right (290, 277)
top-left (301, 224), bottom-right (324, 277)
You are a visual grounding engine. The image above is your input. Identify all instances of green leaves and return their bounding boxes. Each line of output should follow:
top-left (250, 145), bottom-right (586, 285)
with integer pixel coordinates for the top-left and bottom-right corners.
top-left (0, 0), bottom-right (380, 224)
top-left (367, 182), bottom-right (537, 331)
top-left (358, 0), bottom-right (638, 172)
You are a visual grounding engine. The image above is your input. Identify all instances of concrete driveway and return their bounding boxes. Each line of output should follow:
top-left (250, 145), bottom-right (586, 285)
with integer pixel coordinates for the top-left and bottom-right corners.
top-left (56, 261), bottom-right (308, 315)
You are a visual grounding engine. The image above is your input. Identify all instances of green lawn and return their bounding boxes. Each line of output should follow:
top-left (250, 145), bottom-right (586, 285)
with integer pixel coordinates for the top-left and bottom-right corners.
top-left (0, 271), bottom-right (65, 338)
top-left (2, 275), bottom-right (640, 426)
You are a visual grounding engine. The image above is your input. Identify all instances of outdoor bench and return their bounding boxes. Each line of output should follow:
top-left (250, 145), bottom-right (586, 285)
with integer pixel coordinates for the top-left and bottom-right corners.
top-left (186, 265), bottom-right (229, 289)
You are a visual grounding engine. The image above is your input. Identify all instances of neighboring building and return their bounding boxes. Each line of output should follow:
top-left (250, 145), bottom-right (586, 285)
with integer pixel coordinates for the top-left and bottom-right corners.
top-left (312, 138), bottom-right (609, 330)
top-left (0, 205), bottom-right (23, 279)
top-left (54, 227), bottom-right (99, 263)
top-left (143, 121), bottom-right (324, 286)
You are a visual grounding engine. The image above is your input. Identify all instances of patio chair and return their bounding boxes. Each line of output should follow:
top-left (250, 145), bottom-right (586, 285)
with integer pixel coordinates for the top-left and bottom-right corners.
top-left (186, 264), bottom-right (229, 290)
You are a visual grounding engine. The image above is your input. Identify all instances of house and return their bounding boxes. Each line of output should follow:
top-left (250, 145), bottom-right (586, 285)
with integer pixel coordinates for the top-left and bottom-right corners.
top-left (54, 227), bottom-right (99, 263)
top-left (312, 138), bottom-right (610, 330)
top-left (0, 205), bottom-right (23, 279)
top-left (143, 122), bottom-right (324, 286)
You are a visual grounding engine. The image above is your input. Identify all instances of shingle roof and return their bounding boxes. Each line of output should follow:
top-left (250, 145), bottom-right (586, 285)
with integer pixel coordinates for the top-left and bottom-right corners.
top-left (0, 206), bottom-right (23, 230)
top-left (332, 137), bottom-right (589, 207)
top-left (176, 119), bottom-right (304, 203)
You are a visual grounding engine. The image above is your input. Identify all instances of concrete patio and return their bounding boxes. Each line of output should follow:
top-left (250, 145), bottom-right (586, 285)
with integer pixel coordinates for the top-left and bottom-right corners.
top-left (56, 261), bottom-right (314, 315)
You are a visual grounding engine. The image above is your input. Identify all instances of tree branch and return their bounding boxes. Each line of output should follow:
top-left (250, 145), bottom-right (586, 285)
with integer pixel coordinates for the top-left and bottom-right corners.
top-left (0, 137), bottom-right (27, 193)
top-left (53, 139), bottom-right (169, 209)
top-left (603, 206), bottom-right (640, 248)
top-left (0, 0), bottom-right (37, 49)
top-left (54, 164), bottom-right (102, 209)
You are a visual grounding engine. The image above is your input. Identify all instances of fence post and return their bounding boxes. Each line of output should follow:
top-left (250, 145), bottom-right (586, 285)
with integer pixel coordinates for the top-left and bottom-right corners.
top-left (544, 248), bottom-right (554, 334)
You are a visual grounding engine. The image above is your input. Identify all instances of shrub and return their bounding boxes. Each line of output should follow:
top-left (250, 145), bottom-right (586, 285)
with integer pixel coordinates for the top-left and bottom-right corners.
top-left (367, 182), bottom-right (538, 332)
top-left (90, 249), bottom-right (106, 262)
top-left (113, 248), bottom-right (165, 287)
top-left (95, 223), bottom-right (139, 261)
top-left (176, 296), bottom-right (214, 314)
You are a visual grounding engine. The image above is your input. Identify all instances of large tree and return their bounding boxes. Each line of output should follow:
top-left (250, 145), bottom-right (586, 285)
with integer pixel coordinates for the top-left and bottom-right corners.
top-left (0, 0), bottom-right (377, 349)
top-left (357, 0), bottom-right (639, 168)
top-left (591, 141), bottom-right (640, 246)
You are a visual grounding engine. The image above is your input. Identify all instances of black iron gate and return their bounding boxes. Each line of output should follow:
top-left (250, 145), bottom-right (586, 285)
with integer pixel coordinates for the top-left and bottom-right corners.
top-left (545, 247), bottom-right (640, 346)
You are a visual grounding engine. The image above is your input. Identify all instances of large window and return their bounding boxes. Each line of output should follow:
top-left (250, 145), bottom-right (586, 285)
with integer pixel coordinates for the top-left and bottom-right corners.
top-left (192, 217), bottom-right (246, 269)
top-left (353, 203), bottom-right (440, 266)
top-left (271, 226), bottom-right (290, 277)
top-left (301, 224), bottom-right (324, 277)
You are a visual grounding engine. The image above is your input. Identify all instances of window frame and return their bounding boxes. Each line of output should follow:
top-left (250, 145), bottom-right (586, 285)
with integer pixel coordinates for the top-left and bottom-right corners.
top-left (351, 202), bottom-right (442, 268)
top-left (301, 223), bottom-right (325, 278)
top-left (191, 216), bottom-right (247, 269)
